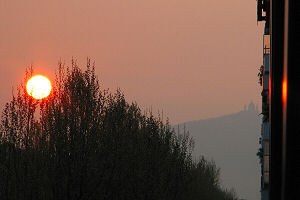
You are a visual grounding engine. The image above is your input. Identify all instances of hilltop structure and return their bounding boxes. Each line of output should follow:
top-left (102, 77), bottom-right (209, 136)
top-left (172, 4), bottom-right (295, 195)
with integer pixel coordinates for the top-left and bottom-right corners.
top-left (176, 104), bottom-right (260, 200)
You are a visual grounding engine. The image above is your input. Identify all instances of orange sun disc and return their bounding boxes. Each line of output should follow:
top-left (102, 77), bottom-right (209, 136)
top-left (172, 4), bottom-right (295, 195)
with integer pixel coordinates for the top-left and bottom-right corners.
top-left (26, 75), bottom-right (52, 99)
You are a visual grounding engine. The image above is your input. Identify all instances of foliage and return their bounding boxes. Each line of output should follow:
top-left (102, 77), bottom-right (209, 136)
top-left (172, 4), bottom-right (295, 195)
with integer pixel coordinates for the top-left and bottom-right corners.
top-left (257, 145), bottom-right (263, 165)
top-left (0, 60), bottom-right (238, 200)
top-left (257, 65), bottom-right (264, 86)
top-left (257, 64), bottom-right (268, 166)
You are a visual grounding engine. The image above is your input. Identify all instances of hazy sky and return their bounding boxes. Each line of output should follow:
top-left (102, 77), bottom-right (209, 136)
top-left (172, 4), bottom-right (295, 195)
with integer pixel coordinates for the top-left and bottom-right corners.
top-left (0, 0), bottom-right (264, 124)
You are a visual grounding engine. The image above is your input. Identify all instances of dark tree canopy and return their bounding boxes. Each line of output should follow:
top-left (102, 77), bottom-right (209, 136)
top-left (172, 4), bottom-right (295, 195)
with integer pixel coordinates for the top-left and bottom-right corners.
top-left (0, 60), bottom-right (238, 200)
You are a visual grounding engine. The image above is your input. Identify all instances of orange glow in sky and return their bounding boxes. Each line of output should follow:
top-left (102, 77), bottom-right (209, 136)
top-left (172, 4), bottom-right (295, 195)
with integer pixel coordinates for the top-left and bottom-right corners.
top-left (26, 75), bottom-right (52, 99)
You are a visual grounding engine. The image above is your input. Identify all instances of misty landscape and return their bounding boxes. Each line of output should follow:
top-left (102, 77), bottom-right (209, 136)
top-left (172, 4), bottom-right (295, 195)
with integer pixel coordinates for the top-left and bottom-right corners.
top-left (0, 64), bottom-right (241, 200)
top-left (176, 103), bottom-right (260, 200)
top-left (0, 1), bottom-right (266, 200)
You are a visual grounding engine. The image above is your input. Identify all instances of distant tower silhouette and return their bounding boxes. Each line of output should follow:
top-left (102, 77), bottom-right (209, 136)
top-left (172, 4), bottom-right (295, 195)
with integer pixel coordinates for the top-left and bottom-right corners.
top-left (248, 101), bottom-right (255, 111)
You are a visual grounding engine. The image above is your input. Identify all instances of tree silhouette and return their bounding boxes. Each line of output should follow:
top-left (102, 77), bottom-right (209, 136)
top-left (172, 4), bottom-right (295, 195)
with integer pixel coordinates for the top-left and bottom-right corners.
top-left (0, 59), bottom-right (238, 200)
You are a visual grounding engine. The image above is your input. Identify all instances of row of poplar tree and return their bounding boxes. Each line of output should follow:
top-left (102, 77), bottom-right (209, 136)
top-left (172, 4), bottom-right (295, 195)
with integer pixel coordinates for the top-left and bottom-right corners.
top-left (0, 60), bottom-right (238, 200)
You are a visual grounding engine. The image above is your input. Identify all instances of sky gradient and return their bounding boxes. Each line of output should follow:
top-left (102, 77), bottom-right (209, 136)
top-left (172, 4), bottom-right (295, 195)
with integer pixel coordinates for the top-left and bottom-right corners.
top-left (0, 0), bottom-right (264, 124)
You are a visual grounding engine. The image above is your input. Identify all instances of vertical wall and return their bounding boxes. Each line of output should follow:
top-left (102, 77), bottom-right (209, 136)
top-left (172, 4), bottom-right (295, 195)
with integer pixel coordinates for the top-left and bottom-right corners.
top-left (282, 0), bottom-right (300, 199)
top-left (269, 0), bottom-right (284, 199)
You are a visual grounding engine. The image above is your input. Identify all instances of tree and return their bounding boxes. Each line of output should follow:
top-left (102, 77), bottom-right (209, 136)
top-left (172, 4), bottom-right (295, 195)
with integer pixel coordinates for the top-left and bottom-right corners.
top-left (0, 59), bottom-right (238, 200)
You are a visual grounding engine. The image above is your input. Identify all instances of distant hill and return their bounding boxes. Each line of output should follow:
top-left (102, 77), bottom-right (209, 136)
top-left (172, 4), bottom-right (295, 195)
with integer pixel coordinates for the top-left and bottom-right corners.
top-left (175, 102), bottom-right (261, 200)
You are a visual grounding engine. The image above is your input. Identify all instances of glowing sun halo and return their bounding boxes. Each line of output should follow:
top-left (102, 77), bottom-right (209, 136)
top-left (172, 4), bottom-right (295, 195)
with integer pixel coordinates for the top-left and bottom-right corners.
top-left (26, 75), bottom-right (52, 99)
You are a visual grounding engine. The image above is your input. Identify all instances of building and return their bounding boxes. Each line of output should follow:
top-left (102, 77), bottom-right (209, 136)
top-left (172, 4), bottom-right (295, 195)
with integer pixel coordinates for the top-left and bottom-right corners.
top-left (257, 0), bottom-right (300, 199)
top-left (257, 1), bottom-right (270, 200)
top-left (257, 2), bottom-right (270, 198)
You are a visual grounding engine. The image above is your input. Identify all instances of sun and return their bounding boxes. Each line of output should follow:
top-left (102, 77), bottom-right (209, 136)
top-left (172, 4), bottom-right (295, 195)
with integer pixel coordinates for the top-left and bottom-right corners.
top-left (26, 75), bottom-right (52, 99)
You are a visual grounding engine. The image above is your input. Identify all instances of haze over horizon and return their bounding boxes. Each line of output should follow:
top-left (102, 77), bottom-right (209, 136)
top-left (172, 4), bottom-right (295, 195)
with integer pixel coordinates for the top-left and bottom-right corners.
top-left (1, 1), bottom-right (264, 199)
top-left (0, 0), bottom-right (263, 124)
top-left (176, 102), bottom-right (261, 200)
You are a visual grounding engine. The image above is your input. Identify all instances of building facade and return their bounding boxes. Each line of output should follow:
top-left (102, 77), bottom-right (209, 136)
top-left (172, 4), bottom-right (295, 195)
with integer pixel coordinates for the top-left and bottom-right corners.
top-left (257, 0), bottom-right (300, 199)
top-left (257, 1), bottom-right (270, 200)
